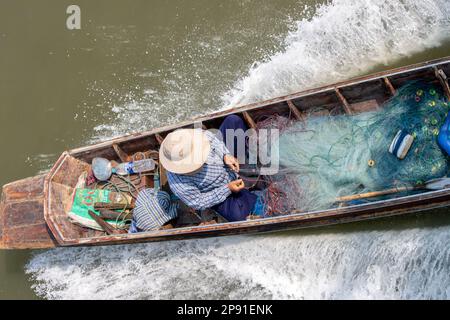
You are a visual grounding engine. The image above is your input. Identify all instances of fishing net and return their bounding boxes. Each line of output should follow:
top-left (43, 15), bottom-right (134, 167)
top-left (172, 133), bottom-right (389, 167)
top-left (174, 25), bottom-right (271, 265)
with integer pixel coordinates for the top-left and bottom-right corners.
top-left (260, 82), bottom-right (450, 215)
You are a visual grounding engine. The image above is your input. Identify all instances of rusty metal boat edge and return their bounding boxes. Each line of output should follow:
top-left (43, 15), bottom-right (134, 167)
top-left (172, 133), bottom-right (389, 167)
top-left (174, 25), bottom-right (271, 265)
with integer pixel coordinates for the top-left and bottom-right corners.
top-left (2, 56), bottom-right (450, 249)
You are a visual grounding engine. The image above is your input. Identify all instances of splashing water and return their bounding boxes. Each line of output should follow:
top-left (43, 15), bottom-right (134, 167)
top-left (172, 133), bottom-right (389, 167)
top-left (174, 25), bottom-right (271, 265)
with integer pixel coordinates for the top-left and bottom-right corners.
top-left (222, 0), bottom-right (450, 107)
top-left (26, 0), bottom-right (450, 299)
top-left (26, 222), bottom-right (450, 299)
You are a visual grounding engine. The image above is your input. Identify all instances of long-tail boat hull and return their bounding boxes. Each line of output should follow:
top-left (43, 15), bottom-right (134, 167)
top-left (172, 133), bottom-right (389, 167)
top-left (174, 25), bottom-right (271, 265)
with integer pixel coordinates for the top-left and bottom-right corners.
top-left (2, 56), bottom-right (450, 249)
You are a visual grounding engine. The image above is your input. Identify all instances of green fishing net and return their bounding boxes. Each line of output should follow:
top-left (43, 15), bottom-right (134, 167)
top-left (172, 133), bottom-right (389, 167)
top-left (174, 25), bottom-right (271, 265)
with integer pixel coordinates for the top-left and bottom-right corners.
top-left (270, 81), bottom-right (450, 213)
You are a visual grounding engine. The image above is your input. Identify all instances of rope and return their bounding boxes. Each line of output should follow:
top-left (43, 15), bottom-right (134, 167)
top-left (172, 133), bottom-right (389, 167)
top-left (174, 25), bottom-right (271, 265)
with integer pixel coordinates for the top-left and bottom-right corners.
top-left (93, 162), bottom-right (159, 229)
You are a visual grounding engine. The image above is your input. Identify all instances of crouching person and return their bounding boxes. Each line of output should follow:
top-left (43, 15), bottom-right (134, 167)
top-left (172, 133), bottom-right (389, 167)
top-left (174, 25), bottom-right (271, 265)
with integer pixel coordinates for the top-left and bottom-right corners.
top-left (159, 115), bottom-right (257, 222)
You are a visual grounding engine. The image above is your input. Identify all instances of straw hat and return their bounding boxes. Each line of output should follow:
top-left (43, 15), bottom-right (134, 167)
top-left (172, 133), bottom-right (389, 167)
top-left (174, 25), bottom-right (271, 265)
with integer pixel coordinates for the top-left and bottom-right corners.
top-left (159, 129), bottom-right (211, 174)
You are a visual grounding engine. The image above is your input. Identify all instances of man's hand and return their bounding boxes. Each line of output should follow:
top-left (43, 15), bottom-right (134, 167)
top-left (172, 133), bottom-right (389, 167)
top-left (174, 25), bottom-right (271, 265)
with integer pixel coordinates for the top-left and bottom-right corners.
top-left (228, 179), bottom-right (245, 193)
top-left (224, 154), bottom-right (240, 172)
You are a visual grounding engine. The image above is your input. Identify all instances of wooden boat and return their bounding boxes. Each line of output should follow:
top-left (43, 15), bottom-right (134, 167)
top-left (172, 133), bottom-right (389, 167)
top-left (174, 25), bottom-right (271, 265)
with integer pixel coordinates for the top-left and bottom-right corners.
top-left (1, 57), bottom-right (450, 249)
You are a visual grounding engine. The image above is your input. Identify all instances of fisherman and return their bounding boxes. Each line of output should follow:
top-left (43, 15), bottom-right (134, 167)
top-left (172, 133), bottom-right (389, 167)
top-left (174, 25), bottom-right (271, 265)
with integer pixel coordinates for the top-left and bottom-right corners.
top-left (159, 115), bottom-right (257, 222)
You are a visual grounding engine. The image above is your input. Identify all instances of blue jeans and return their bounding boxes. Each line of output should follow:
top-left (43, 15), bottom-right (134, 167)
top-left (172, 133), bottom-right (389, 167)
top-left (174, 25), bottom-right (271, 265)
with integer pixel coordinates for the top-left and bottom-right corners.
top-left (213, 115), bottom-right (257, 221)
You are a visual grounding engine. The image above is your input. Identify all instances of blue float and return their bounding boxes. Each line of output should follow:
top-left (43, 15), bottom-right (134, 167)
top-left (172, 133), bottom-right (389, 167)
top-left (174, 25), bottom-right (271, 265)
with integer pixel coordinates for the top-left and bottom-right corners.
top-left (438, 112), bottom-right (450, 155)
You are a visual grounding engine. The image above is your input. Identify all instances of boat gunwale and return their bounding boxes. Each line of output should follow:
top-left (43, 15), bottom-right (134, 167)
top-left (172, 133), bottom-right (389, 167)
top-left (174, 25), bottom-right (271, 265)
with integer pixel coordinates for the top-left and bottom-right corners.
top-left (45, 154), bottom-right (450, 246)
top-left (65, 187), bottom-right (450, 245)
top-left (68, 56), bottom-right (450, 157)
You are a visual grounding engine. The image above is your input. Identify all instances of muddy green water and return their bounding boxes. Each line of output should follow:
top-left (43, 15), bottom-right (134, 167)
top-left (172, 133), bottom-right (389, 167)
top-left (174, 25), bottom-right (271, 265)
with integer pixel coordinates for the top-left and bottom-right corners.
top-left (1, 0), bottom-right (450, 299)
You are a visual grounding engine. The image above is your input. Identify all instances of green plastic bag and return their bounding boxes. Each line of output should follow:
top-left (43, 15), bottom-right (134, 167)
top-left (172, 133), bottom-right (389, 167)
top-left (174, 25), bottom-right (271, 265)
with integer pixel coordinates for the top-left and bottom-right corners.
top-left (68, 188), bottom-right (128, 230)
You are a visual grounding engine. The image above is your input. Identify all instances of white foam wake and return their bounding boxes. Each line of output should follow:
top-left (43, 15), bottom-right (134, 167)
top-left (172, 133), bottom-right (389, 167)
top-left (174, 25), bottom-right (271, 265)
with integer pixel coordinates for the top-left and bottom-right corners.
top-left (222, 0), bottom-right (450, 107)
top-left (26, 0), bottom-right (450, 299)
top-left (26, 224), bottom-right (450, 299)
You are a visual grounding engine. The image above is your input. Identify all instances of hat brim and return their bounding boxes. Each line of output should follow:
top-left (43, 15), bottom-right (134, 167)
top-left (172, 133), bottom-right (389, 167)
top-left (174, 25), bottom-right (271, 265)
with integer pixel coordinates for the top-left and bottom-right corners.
top-left (159, 130), bottom-right (211, 174)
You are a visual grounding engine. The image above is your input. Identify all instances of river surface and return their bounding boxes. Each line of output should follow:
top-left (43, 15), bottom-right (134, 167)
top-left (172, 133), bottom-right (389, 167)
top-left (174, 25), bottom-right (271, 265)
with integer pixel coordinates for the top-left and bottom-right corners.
top-left (1, 0), bottom-right (450, 299)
